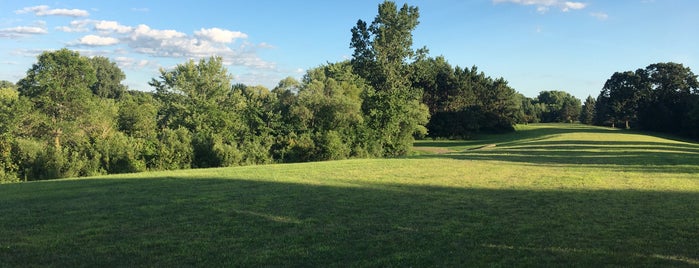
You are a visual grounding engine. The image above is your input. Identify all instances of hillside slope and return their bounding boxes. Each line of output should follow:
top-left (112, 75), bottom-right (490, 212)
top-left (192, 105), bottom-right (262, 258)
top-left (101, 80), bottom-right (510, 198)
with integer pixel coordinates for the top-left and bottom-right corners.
top-left (1, 124), bottom-right (698, 266)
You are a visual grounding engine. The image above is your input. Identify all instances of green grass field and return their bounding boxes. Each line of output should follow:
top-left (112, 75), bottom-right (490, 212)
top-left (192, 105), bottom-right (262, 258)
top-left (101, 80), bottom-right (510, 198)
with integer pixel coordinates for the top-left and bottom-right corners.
top-left (1, 123), bottom-right (698, 266)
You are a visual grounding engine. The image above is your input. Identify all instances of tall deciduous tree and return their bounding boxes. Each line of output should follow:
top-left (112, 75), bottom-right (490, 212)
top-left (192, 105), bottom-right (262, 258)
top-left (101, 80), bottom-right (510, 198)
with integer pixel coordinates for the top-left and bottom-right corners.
top-left (603, 71), bottom-right (644, 129)
top-left (17, 48), bottom-right (97, 148)
top-left (638, 62), bottom-right (699, 132)
top-left (596, 62), bottom-right (699, 135)
top-left (350, 1), bottom-right (429, 156)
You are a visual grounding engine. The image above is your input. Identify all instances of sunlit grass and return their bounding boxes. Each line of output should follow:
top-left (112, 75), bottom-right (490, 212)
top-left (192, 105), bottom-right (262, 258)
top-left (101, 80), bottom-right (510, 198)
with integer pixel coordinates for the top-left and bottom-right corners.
top-left (1, 123), bottom-right (698, 266)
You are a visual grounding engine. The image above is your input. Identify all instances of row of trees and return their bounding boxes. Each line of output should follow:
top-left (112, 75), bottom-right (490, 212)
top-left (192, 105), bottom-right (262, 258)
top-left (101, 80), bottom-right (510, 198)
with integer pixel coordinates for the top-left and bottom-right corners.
top-left (0, 1), bottom-right (529, 182)
top-left (519, 90), bottom-right (582, 124)
top-left (592, 62), bottom-right (699, 138)
top-left (11, 1), bottom-right (690, 182)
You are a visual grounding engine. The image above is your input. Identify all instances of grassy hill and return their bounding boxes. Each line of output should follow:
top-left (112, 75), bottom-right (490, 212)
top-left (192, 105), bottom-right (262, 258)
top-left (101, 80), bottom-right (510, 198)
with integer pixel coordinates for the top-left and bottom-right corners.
top-left (1, 124), bottom-right (698, 266)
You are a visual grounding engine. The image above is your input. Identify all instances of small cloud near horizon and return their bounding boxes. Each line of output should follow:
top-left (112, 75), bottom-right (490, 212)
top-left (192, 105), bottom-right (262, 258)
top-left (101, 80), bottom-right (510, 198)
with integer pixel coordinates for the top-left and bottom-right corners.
top-left (493, 0), bottom-right (587, 13)
top-left (15, 5), bottom-right (89, 17)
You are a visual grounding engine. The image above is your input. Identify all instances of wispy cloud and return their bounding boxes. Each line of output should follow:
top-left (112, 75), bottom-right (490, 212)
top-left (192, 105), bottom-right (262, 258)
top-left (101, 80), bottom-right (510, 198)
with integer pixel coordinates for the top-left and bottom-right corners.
top-left (0, 26), bottom-right (48, 38)
top-left (493, 0), bottom-right (587, 13)
top-left (16, 5), bottom-right (89, 17)
top-left (114, 56), bottom-right (153, 70)
top-left (590, 12), bottom-right (609, 20)
top-left (59, 21), bottom-right (276, 70)
top-left (55, 19), bottom-right (92, 32)
top-left (131, 7), bottom-right (150, 12)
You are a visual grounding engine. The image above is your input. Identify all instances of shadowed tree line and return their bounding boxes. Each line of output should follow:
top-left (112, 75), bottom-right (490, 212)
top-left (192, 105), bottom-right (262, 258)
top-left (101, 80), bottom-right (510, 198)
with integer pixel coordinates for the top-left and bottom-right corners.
top-left (590, 62), bottom-right (699, 138)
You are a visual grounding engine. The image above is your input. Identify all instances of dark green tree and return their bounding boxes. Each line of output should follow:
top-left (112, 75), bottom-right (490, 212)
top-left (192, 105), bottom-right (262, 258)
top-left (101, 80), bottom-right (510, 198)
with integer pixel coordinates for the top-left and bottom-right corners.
top-left (536, 90), bottom-right (581, 123)
top-left (89, 56), bottom-right (126, 99)
top-left (637, 62), bottom-right (699, 132)
top-left (603, 71), bottom-right (644, 129)
top-left (579, 95), bottom-right (596, 125)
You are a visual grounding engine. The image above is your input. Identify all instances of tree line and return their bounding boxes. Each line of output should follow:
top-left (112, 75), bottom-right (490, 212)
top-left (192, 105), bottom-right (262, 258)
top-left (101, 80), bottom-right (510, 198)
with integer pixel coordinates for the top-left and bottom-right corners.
top-left (2, 1), bottom-right (693, 182)
top-left (589, 62), bottom-right (699, 138)
top-left (0, 1), bottom-right (526, 182)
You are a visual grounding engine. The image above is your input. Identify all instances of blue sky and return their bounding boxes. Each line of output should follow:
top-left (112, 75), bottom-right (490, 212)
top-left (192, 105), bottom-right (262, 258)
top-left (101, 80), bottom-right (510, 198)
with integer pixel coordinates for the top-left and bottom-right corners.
top-left (1, 0), bottom-right (697, 99)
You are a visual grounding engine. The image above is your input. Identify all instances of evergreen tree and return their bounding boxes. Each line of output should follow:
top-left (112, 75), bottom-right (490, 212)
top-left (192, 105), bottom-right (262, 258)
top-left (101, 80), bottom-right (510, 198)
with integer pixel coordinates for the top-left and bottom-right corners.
top-left (580, 95), bottom-right (596, 125)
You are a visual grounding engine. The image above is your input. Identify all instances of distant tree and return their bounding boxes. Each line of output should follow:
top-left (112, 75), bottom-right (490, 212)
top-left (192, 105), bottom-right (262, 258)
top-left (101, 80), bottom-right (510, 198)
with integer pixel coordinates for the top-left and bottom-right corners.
top-left (282, 62), bottom-right (368, 161)
top-left (536, 90), bottom-right (581, 123)
top-left (117, 91), bottom-right (159, 139)
top-left (411, 56), bottom-right (459, 114)
top-left (603, 71), bottom-right (644, 129)
top-left (150, 56), bottom-right (258, 168)
top-left (519, 95), bottom-right (541, 123)
top-left (89, 56), bottom-right (126, 99)
top-left (597, 62), bottom-right (699, 135)
top-left (0, 80), bottom-right (16, 90)
top-left (579, 95), bottom-right (596, 125)
top-left (637, 62), bottom-right (699, 132)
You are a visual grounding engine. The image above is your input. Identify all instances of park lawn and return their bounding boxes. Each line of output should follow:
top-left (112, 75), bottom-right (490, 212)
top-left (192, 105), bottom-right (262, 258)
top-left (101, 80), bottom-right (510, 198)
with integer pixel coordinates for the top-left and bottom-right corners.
top-left (1, 123), bottom-right (699, 266)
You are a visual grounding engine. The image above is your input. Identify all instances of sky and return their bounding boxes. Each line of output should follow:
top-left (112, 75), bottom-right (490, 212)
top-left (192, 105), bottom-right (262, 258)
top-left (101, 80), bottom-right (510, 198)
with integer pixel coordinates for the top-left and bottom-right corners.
top-left (1, 0), bottom-right (697, 99)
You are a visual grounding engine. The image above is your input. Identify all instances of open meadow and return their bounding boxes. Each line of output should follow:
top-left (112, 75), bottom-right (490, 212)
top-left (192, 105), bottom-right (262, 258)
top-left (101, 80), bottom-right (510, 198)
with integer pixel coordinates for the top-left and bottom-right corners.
top-left (1, 124), bottom-right (698, 266)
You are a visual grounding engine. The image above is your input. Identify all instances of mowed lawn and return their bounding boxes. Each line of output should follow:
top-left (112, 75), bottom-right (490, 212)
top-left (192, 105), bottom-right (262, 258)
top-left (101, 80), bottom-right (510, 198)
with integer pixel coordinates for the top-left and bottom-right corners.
top-left (1, 124), bottom-right (699, 267)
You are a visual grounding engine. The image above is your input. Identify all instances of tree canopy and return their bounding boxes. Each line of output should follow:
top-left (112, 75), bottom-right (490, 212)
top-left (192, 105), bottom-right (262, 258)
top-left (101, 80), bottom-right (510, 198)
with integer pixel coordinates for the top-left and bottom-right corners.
top-left (4, 1), bottom-right (694, 183)
top-left (594, 62), bottom-right (699, 137)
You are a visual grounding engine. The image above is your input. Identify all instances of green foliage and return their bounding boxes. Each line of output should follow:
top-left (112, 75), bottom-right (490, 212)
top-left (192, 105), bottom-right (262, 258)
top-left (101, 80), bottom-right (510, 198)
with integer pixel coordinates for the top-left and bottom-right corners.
top-left (117, 92), bottom-right (159, 139)
top-left (93, 132), bottom-right (147, 174)
top-left (596, 62), bottom-right (699, 137)
top-left (414, 57), bottom-right (520, 137)
top-left (152, 127), bottom-right (193, 170)
top-left (579, 95), bottom-right (596, 125)
top-left (518, 95), bottom-right (541, 123)
top-left (17, 49), bottom-right (97, 148)
top-left (151, 57), bottom-right (276, 167)
top-left (89, 56), bottom-right (126, 99)
top-left (535, 90), bottom-right (582, 123)
top-left (277, 62), bottom-right (369, 161)
top-left (351, 1), bottom-right (430, 156)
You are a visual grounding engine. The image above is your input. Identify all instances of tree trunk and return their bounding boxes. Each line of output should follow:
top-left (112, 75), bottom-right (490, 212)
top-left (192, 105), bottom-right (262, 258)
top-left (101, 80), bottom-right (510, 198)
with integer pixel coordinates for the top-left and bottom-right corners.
top-left (53, 128), bottom-right (62, 149)
top-left (625, 120), bottom-right (630, 129)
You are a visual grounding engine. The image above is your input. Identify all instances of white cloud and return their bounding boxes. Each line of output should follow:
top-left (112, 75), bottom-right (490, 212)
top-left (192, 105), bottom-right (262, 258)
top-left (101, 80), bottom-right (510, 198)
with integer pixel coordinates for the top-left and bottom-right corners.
top-left (16, 5), bottom-right (89, 17)
top-left (57, 20), bottom-right (277, 77)
top-left (114, 56), bottom-right (152, 69)
top-left (258, 42), bottom-right (275, 49)
top-left (194, 27), bottom-right (247, 43)
top-left (131, 24), bottom-right (186, 40)
top-left (0, 26), bottom-right (48, 38)
top-left (55, 19), bottom-right (93, 32)
top-left (78, 35), bottom-right (119, 46)
top-left (590, 12), bottom-right (609, 20)
top-left (493, 0), bottom-right (587, 13)
top-left (95, 20), bottom-right (133, 33)
top-left (562, 2), bottom-right (586, 11)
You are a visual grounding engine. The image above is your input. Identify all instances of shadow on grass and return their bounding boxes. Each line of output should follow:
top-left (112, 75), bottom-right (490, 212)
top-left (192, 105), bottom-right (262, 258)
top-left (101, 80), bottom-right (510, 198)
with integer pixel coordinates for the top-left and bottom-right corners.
top-left (416, 124), bottom-right (621, 150)
top-left (1, 178), bottom-right (698, 267)
top-left (414, 124), bottom-right (699, 172)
